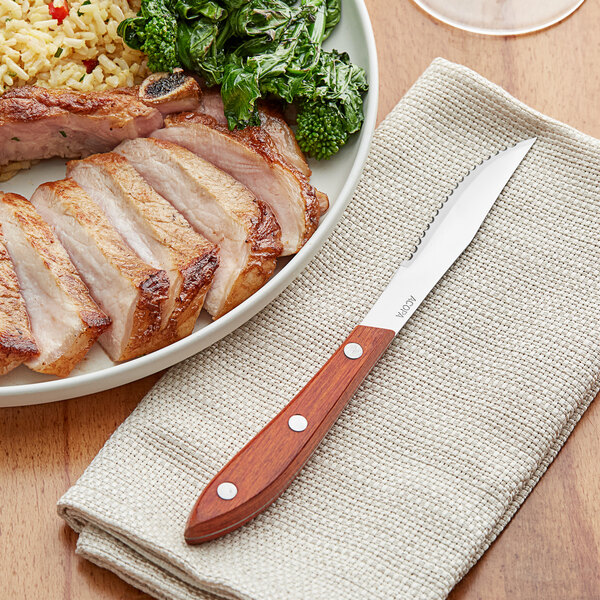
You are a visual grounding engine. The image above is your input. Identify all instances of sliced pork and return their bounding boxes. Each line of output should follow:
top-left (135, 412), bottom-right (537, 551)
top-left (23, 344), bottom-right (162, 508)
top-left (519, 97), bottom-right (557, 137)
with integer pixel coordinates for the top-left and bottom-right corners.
top-left (0, 225), bottom-right (38, 375)
top-left (67, 152), bottom-right (219, 342)
top-left (116, 138), bottom-right (282, 318)
top-left (196, 89), bottom-right (311, 178)
top-left (195, 89), bottom-right (227, 123)
top-left (31, 180), bottom-right (171, 362)
top-left (153, 112), bottom-right (324, 255)
top-left (258, 104), bottom-right (312, 178)
top-left (0, 87), bottom-right (162, 168)
top-left (0, 193), bottom-right (110, 376)
top-left (0, 71), bottom-right (201, 176)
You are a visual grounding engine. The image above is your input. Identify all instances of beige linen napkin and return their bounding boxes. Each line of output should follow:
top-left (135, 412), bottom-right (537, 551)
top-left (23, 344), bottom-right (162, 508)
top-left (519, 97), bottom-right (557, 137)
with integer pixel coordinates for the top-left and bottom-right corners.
top-left (58, 58), bottom-right (600, 600)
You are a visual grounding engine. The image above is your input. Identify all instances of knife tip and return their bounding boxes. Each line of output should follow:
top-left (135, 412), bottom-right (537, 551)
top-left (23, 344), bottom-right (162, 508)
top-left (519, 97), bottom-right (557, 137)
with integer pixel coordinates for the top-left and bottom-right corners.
top-left (520, 136), bottom-right (537, 150)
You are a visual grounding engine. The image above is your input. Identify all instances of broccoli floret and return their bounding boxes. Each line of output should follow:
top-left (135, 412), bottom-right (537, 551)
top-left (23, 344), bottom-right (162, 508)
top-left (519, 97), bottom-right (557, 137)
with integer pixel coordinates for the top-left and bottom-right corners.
top-left (118, 0), bottom-right (179, 73)
top-left (295, 100), bottom-right (349, 160)
top-left (141, 0), bottom-right (179, 72)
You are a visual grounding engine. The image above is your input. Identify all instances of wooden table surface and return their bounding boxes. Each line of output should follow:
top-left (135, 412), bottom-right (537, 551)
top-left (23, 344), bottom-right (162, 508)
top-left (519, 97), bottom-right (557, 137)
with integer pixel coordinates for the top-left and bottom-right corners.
top-left (2, 1), bottom-right (600, 598)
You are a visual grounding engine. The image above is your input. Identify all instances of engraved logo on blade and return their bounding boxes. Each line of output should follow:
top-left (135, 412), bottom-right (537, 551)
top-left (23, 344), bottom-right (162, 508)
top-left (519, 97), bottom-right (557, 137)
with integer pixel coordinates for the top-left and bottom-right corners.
top-left (396, 295), bottom-right (416, 319)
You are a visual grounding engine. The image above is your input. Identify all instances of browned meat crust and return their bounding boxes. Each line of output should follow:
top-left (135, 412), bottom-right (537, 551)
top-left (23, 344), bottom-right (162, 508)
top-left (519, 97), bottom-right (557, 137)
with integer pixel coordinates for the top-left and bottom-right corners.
top-left (116, 138), bottom-right (283, 318)
top-left (0, 86), bottom-right (164, 173)
top-left (67, 152), bottom-right (219, 346)
top-left (0, 86), bottom-right (158, 126)
top-left (32, 179), bottom-right (171, 362)
top-left (132, 269), bottom-right (171, 359)
top-left (220, 182), bottom-right (282, 316)
top-left (258, 101), bottom-right (312, 178)
top-left (0, 193), bottom-right (110, 376)
top-left (195, 88), bottom-right (313, 179)
top-left (172, 251), bottom-right (220, 332)
top-left (0, 224), bottom-right (38, 374)
top-left (164, 111), bottom-right (324, 249)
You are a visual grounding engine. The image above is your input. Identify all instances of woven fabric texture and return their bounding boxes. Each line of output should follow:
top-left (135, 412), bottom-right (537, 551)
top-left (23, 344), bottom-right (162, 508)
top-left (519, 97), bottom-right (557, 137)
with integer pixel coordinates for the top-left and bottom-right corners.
top-left (58, 58), bottom-right (600, 600)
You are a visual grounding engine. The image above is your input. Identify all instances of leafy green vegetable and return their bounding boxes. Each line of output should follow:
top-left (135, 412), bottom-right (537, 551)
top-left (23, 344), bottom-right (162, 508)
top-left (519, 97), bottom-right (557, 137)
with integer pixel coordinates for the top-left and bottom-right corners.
top-left (118, 0), bottom-right (367, 158)
top-left (295, 49), bottom-right (367, 159)
top-left (309, 49), bottom-right (369, 133)
top-left (173, 0), bottom-right (226, 20)
top-left (176, 19), bottom-right (222, 83)
top-left (221, 56), bottom-right (262, 127)
top-left (323, 0), bottom-right (340, 37)
top-left (228, 0), bottom-right (295, 39)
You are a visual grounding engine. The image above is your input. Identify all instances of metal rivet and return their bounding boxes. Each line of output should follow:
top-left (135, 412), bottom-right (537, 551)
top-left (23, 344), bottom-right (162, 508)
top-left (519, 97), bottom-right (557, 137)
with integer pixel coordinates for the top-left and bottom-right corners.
top-left (344, 342), bottom-right (363, 359)
top-left (217, 482), bottom-right (237, 500)
top-left (288, 414), bottom-right (308, 432)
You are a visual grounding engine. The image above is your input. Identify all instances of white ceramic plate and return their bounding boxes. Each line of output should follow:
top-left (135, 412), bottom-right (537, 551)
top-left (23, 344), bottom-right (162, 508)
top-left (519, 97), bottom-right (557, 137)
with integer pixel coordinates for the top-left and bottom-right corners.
top-left (0, 0), bottom-right (378, 406)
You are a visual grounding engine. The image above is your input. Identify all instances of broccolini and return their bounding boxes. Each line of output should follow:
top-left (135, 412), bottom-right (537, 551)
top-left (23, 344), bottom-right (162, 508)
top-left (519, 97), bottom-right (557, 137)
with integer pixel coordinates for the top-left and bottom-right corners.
top-left (118, 0), bottom-right (368, 159)
top-left (295, 100), bottom-right (348, 160)
top-left (117, 0), bottom-right (179, 73)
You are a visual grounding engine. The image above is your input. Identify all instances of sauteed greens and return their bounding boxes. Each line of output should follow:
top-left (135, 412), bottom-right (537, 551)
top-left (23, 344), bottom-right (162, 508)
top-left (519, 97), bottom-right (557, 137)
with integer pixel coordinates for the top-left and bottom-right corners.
top-left (118, 0), bottom-right (368, 159)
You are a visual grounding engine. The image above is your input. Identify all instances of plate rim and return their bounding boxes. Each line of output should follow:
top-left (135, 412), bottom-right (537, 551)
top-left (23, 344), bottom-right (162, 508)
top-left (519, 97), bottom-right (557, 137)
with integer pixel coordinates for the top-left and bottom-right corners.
top-left (0, 0), bottom-right (379, 406)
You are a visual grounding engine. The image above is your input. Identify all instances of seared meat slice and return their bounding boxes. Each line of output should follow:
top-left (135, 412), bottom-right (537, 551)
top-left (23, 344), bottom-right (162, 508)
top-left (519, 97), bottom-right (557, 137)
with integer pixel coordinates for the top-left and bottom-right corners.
top-left (0, 225), bottom-right (38, 375)
top-left (0, 193), bottom-right (110, 376)
top-left (0, 87), bottom-right (163, 169)
top-left (259, 104), bottom-right (312, 178)
top-left (31, 180), bottom-right (170, 362)
top-left (116, 138), bottom-right (282, 318)
top-left (196, 89), bottom-right (311, 178)
top-left (0, 72), bottom-right (202, 176)
top-left (154, 112), bottom-right (325, 255)
top-left (191, 90), bottom-right (328, 216)
top-left (67, 152), bottom-right (219, 342)
top-left (195, 87), bottom-right (228, 124)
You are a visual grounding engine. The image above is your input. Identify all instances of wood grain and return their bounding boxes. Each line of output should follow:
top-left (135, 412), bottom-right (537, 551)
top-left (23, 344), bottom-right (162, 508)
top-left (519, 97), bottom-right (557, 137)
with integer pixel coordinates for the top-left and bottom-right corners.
top-left (1, 0), bottom-right (600, 597)
top-left (185, 325), bottom-right (396, 544)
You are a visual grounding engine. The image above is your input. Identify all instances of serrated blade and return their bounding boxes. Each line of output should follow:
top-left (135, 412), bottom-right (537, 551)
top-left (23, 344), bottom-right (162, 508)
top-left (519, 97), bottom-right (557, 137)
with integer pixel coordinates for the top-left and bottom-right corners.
top-left (361, 138), bottom-right (536, 333)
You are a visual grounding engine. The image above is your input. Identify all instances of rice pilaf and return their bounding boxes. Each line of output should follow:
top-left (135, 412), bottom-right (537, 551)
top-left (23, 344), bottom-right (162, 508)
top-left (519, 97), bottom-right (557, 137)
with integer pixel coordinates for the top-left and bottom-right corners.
top-left (0, 0), bottom-right (148, 94)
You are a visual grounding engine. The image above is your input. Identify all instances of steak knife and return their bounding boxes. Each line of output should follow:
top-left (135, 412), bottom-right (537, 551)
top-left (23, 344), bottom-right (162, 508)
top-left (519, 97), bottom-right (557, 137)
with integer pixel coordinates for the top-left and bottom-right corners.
top-left (185, 137), bottom-right (537, 544)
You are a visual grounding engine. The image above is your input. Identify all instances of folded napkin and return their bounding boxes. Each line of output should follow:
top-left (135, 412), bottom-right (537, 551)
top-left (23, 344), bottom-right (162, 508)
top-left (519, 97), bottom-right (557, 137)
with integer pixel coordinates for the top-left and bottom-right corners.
top-left (58, 58), bottom-right (600, 600)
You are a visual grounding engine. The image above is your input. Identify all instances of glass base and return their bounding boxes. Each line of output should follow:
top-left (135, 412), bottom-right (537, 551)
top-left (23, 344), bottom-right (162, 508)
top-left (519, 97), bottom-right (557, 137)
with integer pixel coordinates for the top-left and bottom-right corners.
top-left (412, 0), bottom-right (585, 36)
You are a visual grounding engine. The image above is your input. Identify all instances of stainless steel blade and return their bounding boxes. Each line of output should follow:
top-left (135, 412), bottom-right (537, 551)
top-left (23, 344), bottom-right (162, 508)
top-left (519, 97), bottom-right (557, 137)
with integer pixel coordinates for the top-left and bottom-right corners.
top-left (361, 138), bottom-right (536, 333)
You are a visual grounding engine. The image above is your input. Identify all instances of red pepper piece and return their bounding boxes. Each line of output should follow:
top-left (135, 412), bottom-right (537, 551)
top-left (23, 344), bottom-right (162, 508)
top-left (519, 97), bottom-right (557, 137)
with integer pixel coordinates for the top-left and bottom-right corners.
top-left (48, 0), bottom-right (69, 24)
top-left (82, 58), bottom-right (98, 73)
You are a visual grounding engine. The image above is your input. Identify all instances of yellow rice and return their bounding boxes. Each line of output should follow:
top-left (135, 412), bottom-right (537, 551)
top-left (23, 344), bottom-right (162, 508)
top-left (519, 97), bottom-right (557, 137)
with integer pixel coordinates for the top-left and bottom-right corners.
top-left (0, 0), bottom-right (149, 94)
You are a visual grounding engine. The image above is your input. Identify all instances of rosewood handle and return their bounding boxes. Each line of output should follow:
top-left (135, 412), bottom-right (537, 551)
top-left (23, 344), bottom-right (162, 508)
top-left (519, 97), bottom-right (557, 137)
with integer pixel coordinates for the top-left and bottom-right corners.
top-left (185, 324), bottom-right (396, 544)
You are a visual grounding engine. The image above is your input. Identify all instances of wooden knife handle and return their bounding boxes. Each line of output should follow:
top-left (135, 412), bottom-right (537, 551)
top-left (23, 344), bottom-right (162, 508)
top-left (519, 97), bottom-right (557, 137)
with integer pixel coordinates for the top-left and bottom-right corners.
top-left (185, 325), bottom-right (395, 544)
